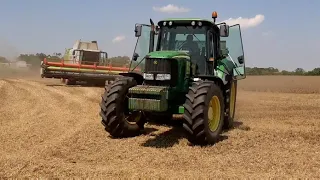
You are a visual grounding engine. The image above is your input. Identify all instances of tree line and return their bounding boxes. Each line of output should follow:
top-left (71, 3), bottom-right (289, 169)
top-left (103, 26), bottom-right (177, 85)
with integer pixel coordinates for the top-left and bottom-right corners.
top-left (1, 53), bottom-right (320, 75)
top-left (246, 67), bottom-right (320, 76)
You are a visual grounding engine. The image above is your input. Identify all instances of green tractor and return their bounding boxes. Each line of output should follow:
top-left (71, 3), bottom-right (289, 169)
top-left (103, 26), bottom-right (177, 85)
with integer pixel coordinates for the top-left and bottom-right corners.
top-left (99, 11), bottom-right (246, 145)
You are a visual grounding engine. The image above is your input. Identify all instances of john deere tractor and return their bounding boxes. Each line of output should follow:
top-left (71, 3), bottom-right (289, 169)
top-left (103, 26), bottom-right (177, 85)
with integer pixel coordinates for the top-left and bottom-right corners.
top-left (99, 11), bottom-right (246, 145)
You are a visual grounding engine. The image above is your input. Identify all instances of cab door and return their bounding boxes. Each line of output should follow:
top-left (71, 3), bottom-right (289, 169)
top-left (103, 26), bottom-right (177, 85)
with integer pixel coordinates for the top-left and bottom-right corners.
top-left (130, 24), bottom-right (151, 72)
top-left (221, 24), bottom-right (246, 80)
top-left (130, 23), bottom-right (158, 72)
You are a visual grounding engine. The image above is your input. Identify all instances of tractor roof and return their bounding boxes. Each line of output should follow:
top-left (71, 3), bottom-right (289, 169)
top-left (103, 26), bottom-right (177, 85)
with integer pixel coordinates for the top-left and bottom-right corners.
top-left (161, 18), bottom-right (212, 22)
top-left (160, 18), bottom-right (213, 24)
top-left (158, 18), bottom-right (215, 27)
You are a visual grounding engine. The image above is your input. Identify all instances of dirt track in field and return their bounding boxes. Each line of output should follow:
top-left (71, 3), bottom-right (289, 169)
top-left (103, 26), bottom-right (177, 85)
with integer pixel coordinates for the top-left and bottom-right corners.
top-left (0, 71), bottom-right (320, 179)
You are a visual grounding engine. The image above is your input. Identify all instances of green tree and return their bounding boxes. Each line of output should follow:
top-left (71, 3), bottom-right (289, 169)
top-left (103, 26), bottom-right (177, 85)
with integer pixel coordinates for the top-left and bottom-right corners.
top-left (0, 56), bottom-right (8, 63)
top-left (294, 68), bottom-right (305, 75)
top-left (307, 68), bottom-right (320, 75)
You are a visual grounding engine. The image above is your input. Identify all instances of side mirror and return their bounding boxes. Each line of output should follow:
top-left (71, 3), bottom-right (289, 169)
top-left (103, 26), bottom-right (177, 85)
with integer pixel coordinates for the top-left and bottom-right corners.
top-left (238, 55), bottom-right (244, 64)
top-left (132, 52), bottom-right (139, 61)
top-left (220, 24), bottom-right (229, 37)
top-left (135, 24), bottom-right (142, 37)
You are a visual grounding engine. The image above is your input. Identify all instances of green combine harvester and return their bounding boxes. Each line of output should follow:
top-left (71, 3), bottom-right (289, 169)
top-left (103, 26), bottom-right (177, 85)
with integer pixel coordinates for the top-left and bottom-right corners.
top-left (40, 40), bottom-right (139, 86)
top-left (99, 11), bottom-right (246, 145)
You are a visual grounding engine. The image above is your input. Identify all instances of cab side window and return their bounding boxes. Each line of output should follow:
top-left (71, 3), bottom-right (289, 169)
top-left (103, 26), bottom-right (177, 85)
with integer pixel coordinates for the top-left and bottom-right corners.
top-left (208, 32), bottom-right (214, 58)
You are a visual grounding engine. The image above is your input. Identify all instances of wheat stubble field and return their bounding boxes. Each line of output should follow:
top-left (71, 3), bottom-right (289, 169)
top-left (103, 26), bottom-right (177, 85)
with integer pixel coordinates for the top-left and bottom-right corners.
top-left (0, 72), bottom-right (320, 179)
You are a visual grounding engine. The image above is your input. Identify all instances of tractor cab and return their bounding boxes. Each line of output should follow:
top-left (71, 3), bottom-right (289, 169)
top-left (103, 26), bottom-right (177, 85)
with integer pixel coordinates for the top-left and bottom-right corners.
top-left (130, 12), bottom-right (246, 82)
top-left (156, 21), bottom-right (210, 74)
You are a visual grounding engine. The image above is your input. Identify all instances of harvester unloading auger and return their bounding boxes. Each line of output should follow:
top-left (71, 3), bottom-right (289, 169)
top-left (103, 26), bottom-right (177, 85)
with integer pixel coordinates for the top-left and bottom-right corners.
top-left (40, 40), bottom-right (140, 86)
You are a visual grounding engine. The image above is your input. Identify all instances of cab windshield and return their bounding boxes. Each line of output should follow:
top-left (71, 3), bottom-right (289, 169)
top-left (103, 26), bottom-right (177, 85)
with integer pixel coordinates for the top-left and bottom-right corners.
top-left (157, 26), bottom-right (207, 53)
top-left (157, 25), bottom-right (208, 73)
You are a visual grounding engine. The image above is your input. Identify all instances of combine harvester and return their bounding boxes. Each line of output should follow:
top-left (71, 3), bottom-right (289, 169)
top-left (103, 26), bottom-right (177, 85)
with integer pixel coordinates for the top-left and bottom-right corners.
top-left (40, 40), bottom-right (139, 86)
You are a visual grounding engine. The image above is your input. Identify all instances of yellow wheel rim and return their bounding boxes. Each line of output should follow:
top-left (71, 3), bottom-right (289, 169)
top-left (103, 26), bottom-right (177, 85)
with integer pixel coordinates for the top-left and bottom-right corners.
top-left (208, 96), bottom-right (221, 132)
top-left (229, 82), bottom-right (236, 117)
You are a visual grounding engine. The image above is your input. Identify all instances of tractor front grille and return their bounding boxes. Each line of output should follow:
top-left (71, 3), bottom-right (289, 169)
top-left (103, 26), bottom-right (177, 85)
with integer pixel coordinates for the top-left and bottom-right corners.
top-left (144, 58), bottom-right (178, 86)
top-left (145, 58), bottom-right (171, 73)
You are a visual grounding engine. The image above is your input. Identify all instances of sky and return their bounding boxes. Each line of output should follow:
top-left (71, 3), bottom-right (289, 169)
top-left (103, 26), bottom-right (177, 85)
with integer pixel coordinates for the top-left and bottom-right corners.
top-left (0, 0), bottom-right (320, 71)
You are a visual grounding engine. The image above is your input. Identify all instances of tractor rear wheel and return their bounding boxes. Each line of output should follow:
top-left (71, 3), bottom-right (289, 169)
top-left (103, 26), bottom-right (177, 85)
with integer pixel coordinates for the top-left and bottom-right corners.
top-left (182, 80), bottom-right (225, 145)
top-left (99, 77), bottom-right (146, 137)
top-left (223, 80), bottom-right (238, 130)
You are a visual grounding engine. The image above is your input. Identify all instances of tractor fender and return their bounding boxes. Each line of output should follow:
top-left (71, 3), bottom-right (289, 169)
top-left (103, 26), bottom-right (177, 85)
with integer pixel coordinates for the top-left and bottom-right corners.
top-left (119, 72), bottom-right (144, 85)
top-left (196, 75), bottom-right (226, 91)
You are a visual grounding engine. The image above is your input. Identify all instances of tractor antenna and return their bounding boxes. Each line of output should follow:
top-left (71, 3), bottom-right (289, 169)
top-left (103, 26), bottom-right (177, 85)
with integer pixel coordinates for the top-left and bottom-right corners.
top-left (150, 19), bottom-right (155, 32)
top-left (149, 18), bottom-right (155, 53)
top-left (150, 19), bottom-right (154, 26)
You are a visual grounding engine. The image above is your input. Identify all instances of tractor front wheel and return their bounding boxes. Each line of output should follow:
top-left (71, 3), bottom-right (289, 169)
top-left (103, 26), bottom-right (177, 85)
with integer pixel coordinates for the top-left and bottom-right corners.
top-left (99, 77), bottom-right (146, 138)
top-left (182, 80), bottom-right (225, 145)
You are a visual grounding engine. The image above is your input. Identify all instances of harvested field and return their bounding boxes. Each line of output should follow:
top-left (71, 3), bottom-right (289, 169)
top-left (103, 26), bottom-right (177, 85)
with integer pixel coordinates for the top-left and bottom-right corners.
top-left (239, 75), bottom-right (320, 94)
top-left (0, 74), bottom-right (320, 179)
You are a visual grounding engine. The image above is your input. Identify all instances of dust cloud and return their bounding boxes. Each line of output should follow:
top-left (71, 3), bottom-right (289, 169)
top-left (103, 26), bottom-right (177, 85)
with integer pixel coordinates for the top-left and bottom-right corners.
top-left (0, 38), bottom-right (42, 81)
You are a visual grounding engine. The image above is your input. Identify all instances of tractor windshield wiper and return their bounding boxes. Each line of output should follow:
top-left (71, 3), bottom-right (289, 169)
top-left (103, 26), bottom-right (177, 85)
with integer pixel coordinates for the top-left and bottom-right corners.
top-left (131, 56), bottom-right (146, 71)
top-left (184, 26), bottom-right (201, 42)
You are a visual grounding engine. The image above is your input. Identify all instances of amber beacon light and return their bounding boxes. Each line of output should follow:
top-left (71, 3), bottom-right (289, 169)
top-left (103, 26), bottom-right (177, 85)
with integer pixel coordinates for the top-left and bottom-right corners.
top-left (212, 11), bottom-right (218, 18)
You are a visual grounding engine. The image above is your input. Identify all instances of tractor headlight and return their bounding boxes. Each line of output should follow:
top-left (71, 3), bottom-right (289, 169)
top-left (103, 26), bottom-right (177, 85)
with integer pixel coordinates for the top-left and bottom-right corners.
top-left (143, 73), bottom-right (154, 80)
top-left (156, 74), bottom-right (171, 81)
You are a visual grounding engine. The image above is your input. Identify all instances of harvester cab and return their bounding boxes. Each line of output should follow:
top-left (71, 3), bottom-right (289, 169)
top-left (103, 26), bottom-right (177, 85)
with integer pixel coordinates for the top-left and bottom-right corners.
top-left (69, 49), bottom-right (108, 65)
top-left (65, 40), bottom-right (108, 66)
top-left (100, 11), bottom-right (246, 145)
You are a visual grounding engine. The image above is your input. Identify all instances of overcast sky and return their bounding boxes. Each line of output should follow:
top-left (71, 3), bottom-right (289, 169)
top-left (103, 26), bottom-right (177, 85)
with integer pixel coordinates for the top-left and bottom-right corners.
top-left (0, 0), bottom-right (319, 71)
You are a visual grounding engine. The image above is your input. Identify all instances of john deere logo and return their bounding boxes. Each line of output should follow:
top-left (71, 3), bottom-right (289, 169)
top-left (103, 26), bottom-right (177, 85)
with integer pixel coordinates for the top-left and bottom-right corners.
top-left (153, 60), bottom-right (158, 65)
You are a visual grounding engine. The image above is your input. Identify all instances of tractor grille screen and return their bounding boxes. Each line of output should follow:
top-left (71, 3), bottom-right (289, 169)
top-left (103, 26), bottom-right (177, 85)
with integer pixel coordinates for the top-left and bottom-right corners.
top-left (144, 58), bottom-right (178, 86)
top-left (145, 58), bottom-right (171, 73)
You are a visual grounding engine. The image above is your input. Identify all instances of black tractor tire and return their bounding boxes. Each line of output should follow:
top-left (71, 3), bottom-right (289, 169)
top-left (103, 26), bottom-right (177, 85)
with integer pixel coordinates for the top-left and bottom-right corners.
top-left (103, 79), bottom-right (117, 91)
top-left (104, 80), bottom-right (112, 91)
top-left (223, 80), bottom-right (238, 130)
top-left (182, 80), bottom-right (225, 145)
top-left (99, 77), bottom-right (146, 138)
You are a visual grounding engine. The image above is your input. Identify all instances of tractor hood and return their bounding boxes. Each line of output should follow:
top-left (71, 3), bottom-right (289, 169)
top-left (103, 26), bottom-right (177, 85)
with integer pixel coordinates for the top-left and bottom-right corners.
top-left (147, 51), bottom-right (191, 60)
